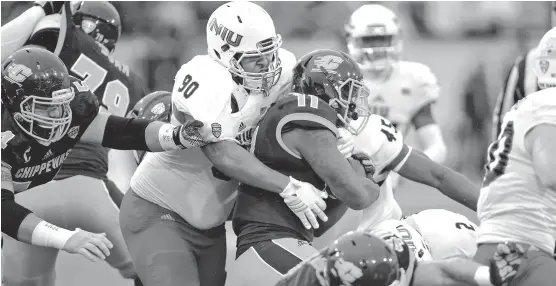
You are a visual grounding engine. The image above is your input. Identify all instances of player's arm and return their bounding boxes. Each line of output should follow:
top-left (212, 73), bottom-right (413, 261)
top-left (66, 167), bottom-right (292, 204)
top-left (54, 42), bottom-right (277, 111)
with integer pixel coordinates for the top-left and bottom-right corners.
top-left (286, 128), bottom-right (380, 210)
top-left (202, 141), bottom-right (293, 193)
top-left (411, 66), bottom-right (446, 164)
top-left (412, 104), bottom-right (446, 164)
top-left (524, 123), bottom-right (556, 192)
top-left (393, 147), bottom-right (478, 211)
top-left (1, 161), bottom-right (111, 260)
top-left (313, 198), bottom-right (349, 237)
top-left (1, 5), bottom-right (46, 61)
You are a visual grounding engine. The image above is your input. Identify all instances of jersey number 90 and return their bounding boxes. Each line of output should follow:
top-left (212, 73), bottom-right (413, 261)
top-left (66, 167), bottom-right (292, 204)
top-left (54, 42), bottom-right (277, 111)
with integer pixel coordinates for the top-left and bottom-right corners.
top-left (70, 54), bottom-right (130, 116)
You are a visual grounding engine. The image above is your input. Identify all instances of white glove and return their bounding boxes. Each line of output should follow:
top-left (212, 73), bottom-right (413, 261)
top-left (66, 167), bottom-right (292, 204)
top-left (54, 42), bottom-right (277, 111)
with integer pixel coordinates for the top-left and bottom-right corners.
top-left (280, 177), bottom-right (329, 229)
top-left (337, 128), bottom-right (355, 158)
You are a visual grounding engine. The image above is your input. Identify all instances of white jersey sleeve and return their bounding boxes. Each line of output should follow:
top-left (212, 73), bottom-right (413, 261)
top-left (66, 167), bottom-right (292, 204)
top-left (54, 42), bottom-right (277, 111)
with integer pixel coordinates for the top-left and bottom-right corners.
top-left (406, 62), bottom-right (440, 113)
top-left (171, 55), bottom-right (236, 142)
top-left (353, 115), bottom-right (404, 183)
top-left (403, 209), bottom-right (478, 260)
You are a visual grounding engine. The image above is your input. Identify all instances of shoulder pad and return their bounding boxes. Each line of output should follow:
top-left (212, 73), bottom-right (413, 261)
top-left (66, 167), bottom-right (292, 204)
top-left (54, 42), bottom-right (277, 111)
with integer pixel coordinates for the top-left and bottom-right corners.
top-left (518, 89), bottom-right (556, 123)
top-left (171, 55), bottom-right (235, 124)
top-left (31, 14), bottom-right (61, 37)
top-left (276, 93), bottom-right (339, 134)
top-left (353, 114), bottom-right (404, 174)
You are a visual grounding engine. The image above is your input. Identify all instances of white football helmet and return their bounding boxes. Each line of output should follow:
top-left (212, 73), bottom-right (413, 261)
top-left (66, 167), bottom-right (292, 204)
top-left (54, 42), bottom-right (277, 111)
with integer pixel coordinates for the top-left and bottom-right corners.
top-left (206, 1), bottom-right (282, 95)
top-left (345, 4), bottom-right (402, 73)
top-left (367, 219), bottom-right (433, 262)
top-left (535, 27), bottom-right (556, 89)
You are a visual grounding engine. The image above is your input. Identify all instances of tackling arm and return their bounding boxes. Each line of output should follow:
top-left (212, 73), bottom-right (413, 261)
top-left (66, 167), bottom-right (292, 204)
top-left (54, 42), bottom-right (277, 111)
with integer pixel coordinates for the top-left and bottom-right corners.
top-left (79, 111), bottom-right (206, 152)
top-left (412, 104), bottom-right (447, 164)
top-left (394, 147), bottom-right (478, 211)
top-left (202, 141), bottom-right (291, 193)
top-left (288, 128), bottom-right (380, 210)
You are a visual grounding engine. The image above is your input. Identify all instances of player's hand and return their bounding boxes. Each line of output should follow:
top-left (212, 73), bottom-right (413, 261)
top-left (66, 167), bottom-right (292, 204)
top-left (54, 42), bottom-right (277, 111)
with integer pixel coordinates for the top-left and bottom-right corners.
top-left (280, 176), bottom-right (329, 229)
top-left (389, 269), bottom-right (408, 286)
top-left (62, 229), bottom-right (113, 262)
top-left (489, 242), bottom-right (526, 286)
top-left (34, 1), bottom-right (65, 15)
top-left (176, 118), bottom-right (207, 148)
top-left (351, 152), bottom-right (376, 177)
top-left (337, 128), bottom-right (355, 158)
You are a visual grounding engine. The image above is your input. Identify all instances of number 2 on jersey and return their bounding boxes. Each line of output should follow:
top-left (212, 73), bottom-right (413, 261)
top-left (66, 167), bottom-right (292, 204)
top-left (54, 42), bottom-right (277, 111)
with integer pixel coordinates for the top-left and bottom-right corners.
top-left (70, 54), bottom-right (130, 116)
top-left (483, 120), bottom-right (514, 187)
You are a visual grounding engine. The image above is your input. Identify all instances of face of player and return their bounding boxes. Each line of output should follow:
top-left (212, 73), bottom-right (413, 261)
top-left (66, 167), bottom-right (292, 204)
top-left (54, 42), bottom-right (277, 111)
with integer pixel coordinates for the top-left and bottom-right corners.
top-left (240, 53), bottom-right (274, 73)
top-left (34, 104), bottom-right (64, 120)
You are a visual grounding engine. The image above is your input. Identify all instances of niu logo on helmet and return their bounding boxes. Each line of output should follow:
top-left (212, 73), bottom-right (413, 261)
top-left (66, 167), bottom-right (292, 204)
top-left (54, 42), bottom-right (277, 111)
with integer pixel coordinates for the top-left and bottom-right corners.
top-left (209, 18), bottom-right (244, 48)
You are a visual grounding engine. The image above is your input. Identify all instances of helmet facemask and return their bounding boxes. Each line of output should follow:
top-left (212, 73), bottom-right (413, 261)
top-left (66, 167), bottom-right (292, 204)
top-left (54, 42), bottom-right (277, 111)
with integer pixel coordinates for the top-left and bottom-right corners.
top-left (13, 88), bottom-right (74, 145)
top-left (330, 78), bottom-right (371, 135)
top-left (229, 36), bottom-right (283, 96)
top-left (348, 32), bottom-right (402, 73)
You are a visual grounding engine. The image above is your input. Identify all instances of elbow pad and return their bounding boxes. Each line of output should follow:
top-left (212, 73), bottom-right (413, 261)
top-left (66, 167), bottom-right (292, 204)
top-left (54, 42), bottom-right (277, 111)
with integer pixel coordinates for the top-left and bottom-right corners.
top-left (2, 189), bottom-right (32, 239)
top-left (102, 115), bottom-right (151, 151)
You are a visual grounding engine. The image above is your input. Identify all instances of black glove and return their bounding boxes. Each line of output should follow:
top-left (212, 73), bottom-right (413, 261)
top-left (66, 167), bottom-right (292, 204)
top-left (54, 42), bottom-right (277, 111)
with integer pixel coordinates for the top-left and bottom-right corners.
top-left (489, 242), bottom-right (526, 286)
top-left (34, 1), bottom-right (65, 16)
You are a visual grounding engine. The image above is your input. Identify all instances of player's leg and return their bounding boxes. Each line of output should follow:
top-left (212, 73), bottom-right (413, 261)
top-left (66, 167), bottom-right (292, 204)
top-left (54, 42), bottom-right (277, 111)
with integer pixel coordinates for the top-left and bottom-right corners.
top-left (119, 189), bottom-right (200, 286)
top-left (2, 182), bottom-right (66, 286)
top-left (54, 176), bottom-right (136, 278)
top-left (195, 224), bottom-right (227, 286)
top-left (509, 249), bottom-right (556, 286)
top-left (228, 238), bottom-right (319, 286)
top-left (104, 178), bottom-right (124, 208)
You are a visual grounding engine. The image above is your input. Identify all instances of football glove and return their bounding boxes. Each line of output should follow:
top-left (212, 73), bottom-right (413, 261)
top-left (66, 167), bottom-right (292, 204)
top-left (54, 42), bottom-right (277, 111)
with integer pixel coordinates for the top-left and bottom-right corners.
top-left (337, 127), bottom-right (355, 158)
top-left (280, 176), bottom-right (328, 229)
top-left (489, 242), bottom-right (526, 286)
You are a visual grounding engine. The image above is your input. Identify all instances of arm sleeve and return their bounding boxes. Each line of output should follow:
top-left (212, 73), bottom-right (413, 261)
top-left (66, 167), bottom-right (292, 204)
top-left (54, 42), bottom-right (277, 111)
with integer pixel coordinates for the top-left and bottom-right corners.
top-left (1, 189), bottom-right (33, 239)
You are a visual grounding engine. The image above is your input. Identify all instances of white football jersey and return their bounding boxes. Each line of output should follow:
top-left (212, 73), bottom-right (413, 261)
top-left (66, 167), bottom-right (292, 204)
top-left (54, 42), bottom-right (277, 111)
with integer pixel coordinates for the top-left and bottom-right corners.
top-left (364, 61), bottom-right (439, 189)
top-left (403, 209), bottom-right (478, 260)
top-left (364, 61), bottom-right (439, 136)
top-left (353, 115), bottom-right (407, 229)
top-left (366, 219), bottom-right (433, 262)
top-left (130, 49), bottom-right (296, 230)
top-left (477, 89), bottom-right (556, 254)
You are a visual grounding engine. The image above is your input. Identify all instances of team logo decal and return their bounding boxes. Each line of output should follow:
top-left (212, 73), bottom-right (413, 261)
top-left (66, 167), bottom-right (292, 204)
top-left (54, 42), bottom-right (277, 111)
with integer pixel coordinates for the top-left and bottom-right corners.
top-left (4, 63), bottom-right (32, 87)
top-left (68, 126), bottom-right (80, 139)
top-left (211, 123), bottom-right (222, 138)
top-left (23, 146), bottom-right (32, 163)
top-left (150, 102), bottom-right (166, 115)
top-left (311, 55), bottom-right (344, 74)
top-left (1, 131), bottom-right (15, 149)
top-left (539, 60), bottom-right (550, 74)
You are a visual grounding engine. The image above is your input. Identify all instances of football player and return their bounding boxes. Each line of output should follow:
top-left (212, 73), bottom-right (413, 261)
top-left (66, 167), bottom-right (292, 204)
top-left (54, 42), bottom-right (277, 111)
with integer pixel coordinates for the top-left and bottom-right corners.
top-left (473, 27), bottom-right (556, 285)
top-left (345, 4), bottom-right (447, 189)
top-left (492, 2), bottom-right (556, 141)
top-left (2, 2), bottom-right (148, 285)
top-left (228, 49), bottom-right (382, 286)
top-left (118, 2), bottom-right (331, 286)
top-left (0, 47), bottom-right (211, 285)
top-left (276, 230), bottom-right (526, 286)
top-left (402, 209), bottom-right (478, 260)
